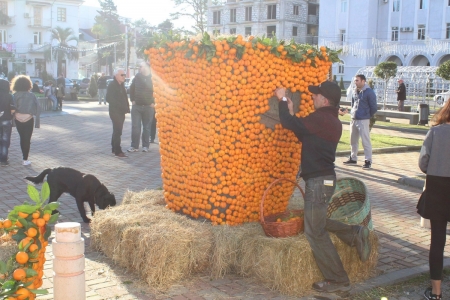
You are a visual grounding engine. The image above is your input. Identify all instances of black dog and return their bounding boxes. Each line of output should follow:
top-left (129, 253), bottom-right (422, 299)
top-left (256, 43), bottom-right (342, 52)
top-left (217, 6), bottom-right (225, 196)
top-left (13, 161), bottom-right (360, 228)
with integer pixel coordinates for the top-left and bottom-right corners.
top-left (25, 167), bottom-right (116, 223)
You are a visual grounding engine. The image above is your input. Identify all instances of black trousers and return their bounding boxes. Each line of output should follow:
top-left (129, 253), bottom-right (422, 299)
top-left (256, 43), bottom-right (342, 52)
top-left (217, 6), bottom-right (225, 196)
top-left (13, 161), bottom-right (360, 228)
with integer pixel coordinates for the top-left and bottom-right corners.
top-left (15, 118), bottom-right (34, 160)
top-left (109, 112), bottom-right (125, 155)
top-left (150, 110), bottom-right (157, 142)
top-left (430, 219), bottom-right (447, 280)
top-left (57, 96), bottom-right (63, 110)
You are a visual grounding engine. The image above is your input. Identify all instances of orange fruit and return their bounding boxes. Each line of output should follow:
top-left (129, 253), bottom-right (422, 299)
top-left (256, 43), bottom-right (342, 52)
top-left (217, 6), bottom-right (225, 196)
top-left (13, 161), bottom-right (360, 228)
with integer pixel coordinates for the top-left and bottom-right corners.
top-left (26, 228), bottom-right (38, 238)
top-left (28, 244), bottom-right (38, 253)
top-left (18, 212), bottom-right (29, 219)
top-left (16, 252), bottom-right (29, 264)
top-left (15, 287), bottom-right (30, 300)
top-left (42, 214), bottom-right (51, 222)
top-left (36, 218), bottom-right (45, 227)
top-left (12, 268), bottom-right (26, 281)
top-left (15, 220), bottom-right (23, 228)
top-left (2, 219), bottom-right (12, 228)
top-left (32, 212), bottom-right (40, 219)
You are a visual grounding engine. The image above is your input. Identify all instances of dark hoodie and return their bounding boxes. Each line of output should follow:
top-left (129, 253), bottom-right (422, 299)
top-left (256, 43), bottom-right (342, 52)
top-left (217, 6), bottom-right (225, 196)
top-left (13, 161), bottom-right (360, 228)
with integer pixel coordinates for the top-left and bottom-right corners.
top-left (0, 79), bottom-right (14, 122)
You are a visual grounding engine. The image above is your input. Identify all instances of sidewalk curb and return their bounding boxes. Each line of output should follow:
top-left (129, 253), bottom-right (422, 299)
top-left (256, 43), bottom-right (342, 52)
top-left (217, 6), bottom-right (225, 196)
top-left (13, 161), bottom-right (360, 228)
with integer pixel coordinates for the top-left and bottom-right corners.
top-left (349, 258), bottom-right (450, 296)
top-left (397, 176), bottom-right (425, 189)
top-left (336, 146), bottom-right (422, 157)
top-left (341, 120), bottom-right (428, 135)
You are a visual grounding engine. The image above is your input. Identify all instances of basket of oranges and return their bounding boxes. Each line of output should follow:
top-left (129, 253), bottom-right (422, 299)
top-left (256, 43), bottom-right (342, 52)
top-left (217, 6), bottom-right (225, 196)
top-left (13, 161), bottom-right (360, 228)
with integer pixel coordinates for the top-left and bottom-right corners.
top-left (260, 178), bottom-right (305, 238)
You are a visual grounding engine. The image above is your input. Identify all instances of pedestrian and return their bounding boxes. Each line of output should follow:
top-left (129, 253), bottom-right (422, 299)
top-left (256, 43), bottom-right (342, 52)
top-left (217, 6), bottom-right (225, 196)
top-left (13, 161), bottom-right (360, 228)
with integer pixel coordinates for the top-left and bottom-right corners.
top-left (275, 82), bottom-right (371, 293)
top-left (0, 79), bottom-right (15, 167)
top-left (97, 73), bottom-right (108, 105)
top-left (127, 61), bottom-right (154, 153)
top-left (417, 99), bottom-right (450, 300)
top-left (31, 80), bottom-right (41, 93)
top-left (106, 68), bottom-right (129, 158)
top-left (150, 110), bottom-right (158, 144)
top-left (11, 75), bottom-right (41, 166)
top-left (43, 81), bottom-right (58, 111)
top-left (56, 74), bottom-right (65, 111)
top-left (342, 74), bottom-right (377, 169)
top-left (396, 79), bottom-right (406, 111)
top-left (71, 80), bottom-right (80, 101)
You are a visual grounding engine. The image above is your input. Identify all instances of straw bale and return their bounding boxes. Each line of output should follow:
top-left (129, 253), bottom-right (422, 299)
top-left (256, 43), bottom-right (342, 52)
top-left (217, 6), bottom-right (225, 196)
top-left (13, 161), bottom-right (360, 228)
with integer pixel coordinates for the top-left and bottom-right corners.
top-left (90, 198), bottom-right (212, 290)
top-left (121, 189), bottom-right (165, 206)
top-left (0, 234), bottom-right (17, 262)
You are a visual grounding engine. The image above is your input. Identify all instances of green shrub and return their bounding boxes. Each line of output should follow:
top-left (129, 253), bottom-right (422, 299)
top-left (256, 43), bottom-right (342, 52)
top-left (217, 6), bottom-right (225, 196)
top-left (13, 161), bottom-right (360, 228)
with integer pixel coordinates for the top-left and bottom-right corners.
top-left (88, 74), bottom-right (99, 98)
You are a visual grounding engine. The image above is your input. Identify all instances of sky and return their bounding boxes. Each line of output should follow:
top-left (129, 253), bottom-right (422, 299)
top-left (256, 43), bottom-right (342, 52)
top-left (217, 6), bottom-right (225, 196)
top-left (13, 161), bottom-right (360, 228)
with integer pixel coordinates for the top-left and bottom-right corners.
top-left (83, 0), bottom-right (196, 30)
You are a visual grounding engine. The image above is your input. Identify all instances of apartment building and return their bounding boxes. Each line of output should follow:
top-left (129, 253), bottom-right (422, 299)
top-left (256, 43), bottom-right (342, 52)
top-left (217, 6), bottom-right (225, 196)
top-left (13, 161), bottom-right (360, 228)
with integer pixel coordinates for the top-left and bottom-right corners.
top-left (207, 0), bottom-right (320, 45)
top-left (319, 0), bottom-right (450, 81)
top-left (0, 0), bottom-right (82, 79)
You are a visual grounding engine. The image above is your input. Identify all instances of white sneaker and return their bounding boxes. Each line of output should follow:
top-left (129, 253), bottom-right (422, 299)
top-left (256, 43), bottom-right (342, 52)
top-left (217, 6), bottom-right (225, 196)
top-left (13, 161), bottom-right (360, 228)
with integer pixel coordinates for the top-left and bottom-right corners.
top-left (127, 147), bottom-right (138, 152)
top-left (23, 160), bottom-right (31, 166)
top-left (142, 147), bottom-right (149, 152)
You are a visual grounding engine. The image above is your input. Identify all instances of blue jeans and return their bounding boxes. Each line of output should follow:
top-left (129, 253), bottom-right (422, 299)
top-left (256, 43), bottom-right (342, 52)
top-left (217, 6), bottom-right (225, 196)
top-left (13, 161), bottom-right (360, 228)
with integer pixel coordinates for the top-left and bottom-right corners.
top-left (130, 105), bottom-right (154, 149)
top-left (0, 120), bottom-right (12, 162)
top-left (98, 89), bottom-right (107, 104)
top-left (304, 175), bottom-right (358, 283)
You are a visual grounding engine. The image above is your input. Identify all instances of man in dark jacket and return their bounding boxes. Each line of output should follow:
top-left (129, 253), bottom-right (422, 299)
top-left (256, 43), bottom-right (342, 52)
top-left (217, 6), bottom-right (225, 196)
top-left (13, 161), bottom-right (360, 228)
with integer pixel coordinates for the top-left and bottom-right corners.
top-left (396, 79), bottom-right (406, 111)
top-left (0, 79), bottom-right (15, 166)
top-left (275, 81), bottom-right (371, 293)
top-left (97, 73), bottom-right (108, 105)
top-left (127, 61), bottom-right (154, 153)
top-left (56, 74), bottom-right (65, 111)
top-left (106, 68), bottom-right (130, 158)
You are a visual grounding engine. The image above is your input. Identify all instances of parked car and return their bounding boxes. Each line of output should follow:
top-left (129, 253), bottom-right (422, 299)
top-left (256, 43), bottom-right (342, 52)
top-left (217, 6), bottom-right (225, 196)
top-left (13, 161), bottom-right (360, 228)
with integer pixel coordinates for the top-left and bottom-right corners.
top-left (30, 77), bottom-right (43, 90)
top-left (434, 91), bottom-right (450, 106)
top-left (80, 78), bottom-right (90, 89)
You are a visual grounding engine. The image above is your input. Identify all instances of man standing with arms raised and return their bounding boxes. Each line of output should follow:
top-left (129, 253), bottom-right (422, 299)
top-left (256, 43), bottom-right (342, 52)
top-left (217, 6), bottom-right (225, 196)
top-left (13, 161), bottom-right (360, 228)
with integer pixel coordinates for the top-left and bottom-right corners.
top-left (106, 68), bottom-right (129, 158)
top-left (275, 82), bottom-right (371, 293)
top-left (127, 61), bottom-right (155, 153)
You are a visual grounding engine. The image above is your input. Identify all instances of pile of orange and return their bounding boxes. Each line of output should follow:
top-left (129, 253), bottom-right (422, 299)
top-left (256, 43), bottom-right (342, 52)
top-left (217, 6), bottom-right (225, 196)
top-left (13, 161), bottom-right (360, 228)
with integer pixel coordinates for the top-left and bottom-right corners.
top-left (0, 183), bottom-right (58, 299)
top-left (146, 34), bottom-right (338, 225)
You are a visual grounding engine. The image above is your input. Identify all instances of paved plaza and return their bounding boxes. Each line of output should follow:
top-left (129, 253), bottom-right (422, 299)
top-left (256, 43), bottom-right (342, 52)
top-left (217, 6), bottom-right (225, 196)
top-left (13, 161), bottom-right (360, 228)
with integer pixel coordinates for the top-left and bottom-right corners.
top-left (0, 101), bottom-right (445, 299)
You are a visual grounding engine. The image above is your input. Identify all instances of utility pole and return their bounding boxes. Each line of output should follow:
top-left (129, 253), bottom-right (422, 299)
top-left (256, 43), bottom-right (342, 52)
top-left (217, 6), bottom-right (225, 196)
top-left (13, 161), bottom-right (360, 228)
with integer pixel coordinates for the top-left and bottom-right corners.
top-left (97, 35), bottom-right (101, 73)
top-left (125, 25), bottom-right (128, 77)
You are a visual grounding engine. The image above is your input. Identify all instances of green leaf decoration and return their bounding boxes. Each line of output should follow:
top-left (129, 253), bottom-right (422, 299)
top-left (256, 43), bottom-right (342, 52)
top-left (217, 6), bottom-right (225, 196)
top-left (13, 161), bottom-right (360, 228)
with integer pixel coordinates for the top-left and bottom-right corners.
top-left (43, 224), bottom-right (51, 240)
top-left (13, 205), bottom-right (39, 215)
top-left (29, 289), bottom-right (49, 295)
top-left (11, 230), bottom-right (27, 244)
top-left (17, 217), bottom-right (28, 228)
top-left (27, 185), bottom-right (40, 203)
top-left (41, 182), bottom-right (50, 202)
top-left (43, 202), bottom-right (59, 212)
top-left (2, 279), bottom-right (16, 289)
top-left (0, 261), bottom-right (6, 274)
top-left (48, 213), bottom-right (59, 224)
top-left (23, 240), bottom-right (34, 252)
top-left (25, 269), bottom-right (38, 278)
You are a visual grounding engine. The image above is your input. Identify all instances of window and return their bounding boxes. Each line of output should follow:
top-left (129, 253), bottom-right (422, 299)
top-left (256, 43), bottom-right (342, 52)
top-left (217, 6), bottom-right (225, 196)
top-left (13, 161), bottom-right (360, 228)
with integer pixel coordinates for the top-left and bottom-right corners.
top-left (230, 8), bottom-right (236, 23)
top-left (292, 26), bottom-right (298, 36)
top-left (0, 1), bottom-right (7, 14)
top-left (446, 23), bottom-right (450, 39)
top-left (340, 29), bottom-right (346, 42)
top-left (213, 29), bottom-right (220, 35)
top-left (419, 0), bottom-right (428, 9)
top-left (33, 6), bottom-right (42, 26)
top-left (391, 27), bottom-right (398, 41)
top-left (267, 25), bottom-right (276, 37)
top-left (230, 28), bottom-right (236, 34)
top-left (338, 63), bottom-right (344, 74)
top-left (417, 25), bottom-right (425, 40)
top-left (213, 11), bottom-right (221, 25)
top-left (341, 0), bottom-right (347, 12)
top-left (293, 5), bottom-right (299, 15)
top-left (33, 31), bottom-right (41, 45)
top-left (267, 4), bottom-right (276, 19)
top-left (245, 27), bottom-right (251, 36)
top-left (245, 6), bottom-right (252, 21)
top-left (0, 29), bottom-right (6, 43)
top-left (57, 7), bottom-right (66, 22)
top-left (393, 0), bottom-right (400, 12)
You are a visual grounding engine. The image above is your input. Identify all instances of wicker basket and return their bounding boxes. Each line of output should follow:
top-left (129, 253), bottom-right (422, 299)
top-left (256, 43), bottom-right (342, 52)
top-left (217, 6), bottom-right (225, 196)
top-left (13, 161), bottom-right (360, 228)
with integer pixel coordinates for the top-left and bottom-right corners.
top-left (327, 177), bottom-right (373, 230)
top-left (260, 178), bottom-right (305, 238)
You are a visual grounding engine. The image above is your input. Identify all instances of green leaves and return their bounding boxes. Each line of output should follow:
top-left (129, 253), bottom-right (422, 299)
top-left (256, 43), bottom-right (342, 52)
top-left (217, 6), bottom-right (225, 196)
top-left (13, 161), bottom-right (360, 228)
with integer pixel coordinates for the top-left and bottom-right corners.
top-left (436, 60), bottom-right (450, 80)
top-left (48, 213), bottom-right (59, 224)
top-left (374, 61), bottom-right (398, 80)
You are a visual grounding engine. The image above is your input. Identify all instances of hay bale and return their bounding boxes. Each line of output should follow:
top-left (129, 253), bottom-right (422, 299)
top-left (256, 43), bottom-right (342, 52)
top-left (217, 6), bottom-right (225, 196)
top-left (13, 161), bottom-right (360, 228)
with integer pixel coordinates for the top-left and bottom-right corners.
top-left (0, 234), bottom-right (17, 262)
top-left (91, 190), bottom-right (378, 296)
top-left (90, 197), bottom-right (212, 290)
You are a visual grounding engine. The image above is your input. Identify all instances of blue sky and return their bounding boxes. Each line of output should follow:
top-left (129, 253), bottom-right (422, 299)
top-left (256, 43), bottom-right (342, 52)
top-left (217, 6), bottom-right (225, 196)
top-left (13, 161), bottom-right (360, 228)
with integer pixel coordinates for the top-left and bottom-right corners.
top-left (83, 0), bottom-right (195, 29)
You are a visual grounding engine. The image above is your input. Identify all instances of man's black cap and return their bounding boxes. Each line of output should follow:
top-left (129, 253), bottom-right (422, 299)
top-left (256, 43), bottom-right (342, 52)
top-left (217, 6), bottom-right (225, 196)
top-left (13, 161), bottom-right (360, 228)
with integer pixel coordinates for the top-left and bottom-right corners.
top-left (308, 81), bottom-right (341, 106)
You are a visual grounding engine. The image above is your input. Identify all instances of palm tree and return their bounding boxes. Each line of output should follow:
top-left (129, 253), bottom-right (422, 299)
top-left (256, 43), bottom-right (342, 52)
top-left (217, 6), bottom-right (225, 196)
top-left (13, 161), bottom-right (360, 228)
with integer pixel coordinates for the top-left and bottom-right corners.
top-left (44, 27), bottom-right (79, 77)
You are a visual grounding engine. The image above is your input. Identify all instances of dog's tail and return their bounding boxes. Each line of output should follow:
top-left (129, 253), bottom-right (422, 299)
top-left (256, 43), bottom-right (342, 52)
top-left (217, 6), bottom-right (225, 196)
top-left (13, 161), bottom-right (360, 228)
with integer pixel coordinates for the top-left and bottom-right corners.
top-left (25, 169), bottom-right (52, 184)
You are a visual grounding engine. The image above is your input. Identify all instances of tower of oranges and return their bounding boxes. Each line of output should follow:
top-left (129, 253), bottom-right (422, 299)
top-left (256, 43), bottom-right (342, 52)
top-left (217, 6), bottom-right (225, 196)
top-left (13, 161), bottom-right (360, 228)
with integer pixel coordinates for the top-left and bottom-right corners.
top-left (0, 182), bottom-right (59, 299)
top-left (146, 34), bottom-right (339, 225)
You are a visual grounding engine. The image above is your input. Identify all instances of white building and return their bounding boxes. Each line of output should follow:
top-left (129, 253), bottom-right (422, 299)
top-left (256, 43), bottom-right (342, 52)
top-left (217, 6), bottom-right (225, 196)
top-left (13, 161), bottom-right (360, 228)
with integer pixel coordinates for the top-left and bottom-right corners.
top-left (207, 0), bottom-right (319, 45)
top-left (319, 0), bottom-right (450, 82)
top-left (0, 0), bottom-right (82, 79)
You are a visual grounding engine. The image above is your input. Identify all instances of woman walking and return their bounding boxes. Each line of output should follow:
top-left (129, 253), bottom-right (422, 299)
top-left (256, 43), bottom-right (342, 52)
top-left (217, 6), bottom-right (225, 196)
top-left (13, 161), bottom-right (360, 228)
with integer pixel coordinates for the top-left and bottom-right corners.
top-left (418, 99), bottom-right (450, 300)
top-left (0, 79), bottom-right (15, 166)
top-left (11, 75), bottom-right (40, 166)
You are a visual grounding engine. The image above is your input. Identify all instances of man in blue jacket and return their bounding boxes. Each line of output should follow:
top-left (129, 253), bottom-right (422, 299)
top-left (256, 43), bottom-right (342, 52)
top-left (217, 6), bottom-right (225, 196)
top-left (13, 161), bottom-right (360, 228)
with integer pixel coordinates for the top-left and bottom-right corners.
top-left (342, 74), bottom-right (377, 169)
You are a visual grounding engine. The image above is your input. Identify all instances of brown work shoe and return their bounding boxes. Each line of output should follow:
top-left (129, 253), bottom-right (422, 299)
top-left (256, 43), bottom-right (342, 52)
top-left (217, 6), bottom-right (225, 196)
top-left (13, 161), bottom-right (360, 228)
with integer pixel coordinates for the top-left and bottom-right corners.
top-left (115, 152), bottom-right (128, 158)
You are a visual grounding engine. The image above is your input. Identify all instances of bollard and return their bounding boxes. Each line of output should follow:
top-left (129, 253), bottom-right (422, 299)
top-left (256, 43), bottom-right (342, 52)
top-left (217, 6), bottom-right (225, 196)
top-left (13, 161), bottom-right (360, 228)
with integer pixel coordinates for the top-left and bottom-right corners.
top-left (52, 222), bottom-right (86, 300)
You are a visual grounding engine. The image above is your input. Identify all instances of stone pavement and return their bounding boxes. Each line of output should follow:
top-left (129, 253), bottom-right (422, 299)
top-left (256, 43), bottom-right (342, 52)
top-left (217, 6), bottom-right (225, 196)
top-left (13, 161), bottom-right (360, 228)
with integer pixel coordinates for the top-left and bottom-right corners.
top-left (0, 101), bottom-right (446, 299)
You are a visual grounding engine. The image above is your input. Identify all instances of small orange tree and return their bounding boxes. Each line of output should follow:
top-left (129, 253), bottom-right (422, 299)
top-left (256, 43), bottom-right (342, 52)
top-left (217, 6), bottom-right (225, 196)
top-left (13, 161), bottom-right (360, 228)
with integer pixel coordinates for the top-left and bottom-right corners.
top-left (146, 33), bottom-right (340, 225)
top-left (0, 182), bottom-right (59, 300)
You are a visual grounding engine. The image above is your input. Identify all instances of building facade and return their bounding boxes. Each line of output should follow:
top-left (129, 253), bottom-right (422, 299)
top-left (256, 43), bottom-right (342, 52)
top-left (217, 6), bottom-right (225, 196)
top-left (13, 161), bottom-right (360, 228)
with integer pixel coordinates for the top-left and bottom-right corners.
top-left (207, 0), bottom-right (319, 45)
top-left (319, 0), bottom-right (450, 82)
top-left (0, 0), bottom-right (82, 79)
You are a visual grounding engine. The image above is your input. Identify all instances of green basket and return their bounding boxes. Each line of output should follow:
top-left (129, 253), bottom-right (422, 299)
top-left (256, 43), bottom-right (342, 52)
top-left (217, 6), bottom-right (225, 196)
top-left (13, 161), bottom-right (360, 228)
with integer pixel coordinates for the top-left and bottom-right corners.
top-left (327, 177), bottom-right (373, 230)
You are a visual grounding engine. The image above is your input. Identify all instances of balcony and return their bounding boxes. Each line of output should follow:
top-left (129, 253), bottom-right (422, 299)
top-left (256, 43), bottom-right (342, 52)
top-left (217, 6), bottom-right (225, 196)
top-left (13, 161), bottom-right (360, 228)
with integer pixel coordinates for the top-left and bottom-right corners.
top-left (307, 15), bottom-right (318, 25)
top-left (0, 15), bottom-right (15, 26)
top-left (28, 18), bottom-right (51, 28)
